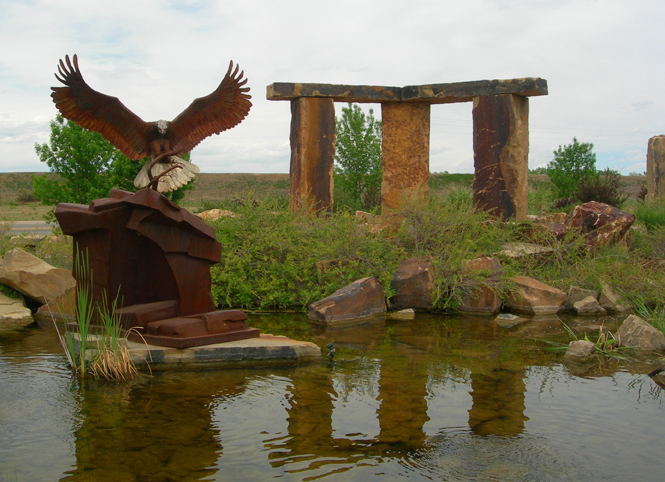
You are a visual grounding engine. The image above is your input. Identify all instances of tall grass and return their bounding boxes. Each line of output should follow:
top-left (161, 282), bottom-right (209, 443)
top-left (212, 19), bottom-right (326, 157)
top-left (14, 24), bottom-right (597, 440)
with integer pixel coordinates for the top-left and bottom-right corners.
top-left (634, 200), bottom-right (665, 232)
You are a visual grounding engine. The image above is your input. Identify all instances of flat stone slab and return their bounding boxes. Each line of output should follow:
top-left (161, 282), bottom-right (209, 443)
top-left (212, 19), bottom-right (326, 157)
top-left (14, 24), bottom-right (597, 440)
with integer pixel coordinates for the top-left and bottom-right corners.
top-left (267, 78), bottom-right (547, 103)
top-left (125, 334), bottom-right (321, 370)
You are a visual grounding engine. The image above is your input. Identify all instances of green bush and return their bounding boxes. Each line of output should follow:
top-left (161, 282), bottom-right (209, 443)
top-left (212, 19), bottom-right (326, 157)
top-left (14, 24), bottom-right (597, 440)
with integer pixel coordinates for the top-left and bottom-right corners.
top-left (547, 137), bottom-right (597, 199)
top-left (573, 168), bottom-right (627, 208)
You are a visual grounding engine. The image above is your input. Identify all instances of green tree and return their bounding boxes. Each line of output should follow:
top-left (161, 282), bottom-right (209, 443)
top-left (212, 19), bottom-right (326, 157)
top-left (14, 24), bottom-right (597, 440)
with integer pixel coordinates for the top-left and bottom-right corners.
top-left (33, 114), bottom-right (194, 215)
top-left (334, 103), bottom-right (382, 209)
top-left (546, 137), bottom-right (597, 199)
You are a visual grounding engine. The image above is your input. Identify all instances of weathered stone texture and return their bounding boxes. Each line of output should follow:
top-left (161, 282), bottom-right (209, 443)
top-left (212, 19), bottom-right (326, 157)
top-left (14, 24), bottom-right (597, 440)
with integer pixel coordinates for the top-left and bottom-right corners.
top-left (381, 102), bottom-right (430, 212)
top-left (565, 340), bottom-right (596, 361)
top-left (289, 97), bottom-right (335, 213)
top-left (617, 315), bottom-right (665, 352)
top-left (647, 135), bottom-right (665, 201)
top-left (0, 292), bottom-right (33, 325)
top-left (505, 276), bottom-right (566, 315)
top-left (308, 277), bottom-right (386, 324)
top-left (472, 94), bottom-right (529, 221)
top-left (564, 201), bottom-right (635, 249)
top-left (391, 256), bottom-right (436, 310)
top-left (458, 256), bottom-right (504, 315)
top-left (0, 248), bottom-right (75, 304)
top-left (573, 296), bottom-right (606, 316)
top-left (565, 285), bottom-right (597, 311)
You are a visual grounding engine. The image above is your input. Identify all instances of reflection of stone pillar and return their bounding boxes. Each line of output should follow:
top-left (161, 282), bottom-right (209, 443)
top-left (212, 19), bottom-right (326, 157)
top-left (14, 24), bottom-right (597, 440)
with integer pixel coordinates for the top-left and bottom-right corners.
top-left (647, 135), bottom-right (665, 202)
top-left (277, 370), bottom-right (336, 461)
top-left (467, 367), bottom-right (528, 437)
top-left (377, 353), bottom-right (429, 448)
top-left (472, 94), bottom-right (529, 221)
top-left (381, 102), bottom-right (430, 213)
top-left (289, 98), bottom-right (336, 213)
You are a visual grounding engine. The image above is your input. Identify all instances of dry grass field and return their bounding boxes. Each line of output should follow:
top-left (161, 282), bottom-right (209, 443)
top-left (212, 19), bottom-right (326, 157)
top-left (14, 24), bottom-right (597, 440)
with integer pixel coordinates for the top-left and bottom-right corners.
top-left (0, 172), bottom-right (647, 221)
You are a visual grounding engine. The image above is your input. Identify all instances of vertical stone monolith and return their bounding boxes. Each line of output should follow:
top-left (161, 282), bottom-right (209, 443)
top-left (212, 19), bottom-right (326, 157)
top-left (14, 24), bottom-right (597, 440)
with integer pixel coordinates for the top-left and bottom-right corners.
top-left (289, 97), bottom-right (336, 213)
top-left (472, 94), bottom-right (529, 221)
top-left (381, 102), bottom-right (430, 213)
top-left (647, 135), bottom-right (665, 202)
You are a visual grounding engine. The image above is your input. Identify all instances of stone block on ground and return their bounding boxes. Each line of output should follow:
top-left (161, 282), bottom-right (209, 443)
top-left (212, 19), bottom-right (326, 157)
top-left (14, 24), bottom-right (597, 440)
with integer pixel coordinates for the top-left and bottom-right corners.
top-left (647, 135), bottom-right (665, 201)
top-left (598, 282), bottom-right (628, 313)
top-left (564, 340), bottom-right (596, 361)
top-left (391, 256), bottom-right (436, 310)
top-left (458, 256), bottom-right (504, 315)
top-left (573, 296), bottom-right (607, 316)
top-left (0, 291), bottom-right (33, 326)
top-left (0, 248), bottom-right (75, 304)
top-left (565, 286), bottom-right (598, 311)
top-left (308, 277), bottom-right (386, 324)
top-left (565, 201), bottom-right (635, 249)
top-left (505, 276), bottom-right (566, 315)
top-left (617, 315), bottom-right (665, 353)
top-left (498, 242), bottom-right (554, 260)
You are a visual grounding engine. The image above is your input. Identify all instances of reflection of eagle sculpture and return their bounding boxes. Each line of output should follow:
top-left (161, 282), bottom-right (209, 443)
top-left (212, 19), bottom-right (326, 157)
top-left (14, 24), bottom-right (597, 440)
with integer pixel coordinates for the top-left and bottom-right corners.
top-left (51, 55), bottom-right (252, 192)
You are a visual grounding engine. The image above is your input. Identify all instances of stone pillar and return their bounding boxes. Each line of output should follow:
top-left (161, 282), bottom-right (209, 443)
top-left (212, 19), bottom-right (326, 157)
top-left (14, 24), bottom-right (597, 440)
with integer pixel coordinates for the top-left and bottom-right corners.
top-left (472, 94), bottom-right (529, 221)
top-left (289, 97), bottom-right (336, 213)
top-left (647, 135), bottom-right (665, 202)
top-left (380, 102), bottom-right (430, 213)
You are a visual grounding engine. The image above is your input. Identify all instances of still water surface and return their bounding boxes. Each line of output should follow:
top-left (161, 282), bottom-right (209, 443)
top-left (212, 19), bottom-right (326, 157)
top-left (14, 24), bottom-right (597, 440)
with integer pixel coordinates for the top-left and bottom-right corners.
top-left (1, 313), bottom-right (663, 481)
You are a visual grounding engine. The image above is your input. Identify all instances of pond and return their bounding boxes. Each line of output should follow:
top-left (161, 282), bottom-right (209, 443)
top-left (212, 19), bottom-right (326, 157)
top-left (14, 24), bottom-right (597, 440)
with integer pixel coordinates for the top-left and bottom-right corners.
top-left (1, 313), bottom-right (663, 481)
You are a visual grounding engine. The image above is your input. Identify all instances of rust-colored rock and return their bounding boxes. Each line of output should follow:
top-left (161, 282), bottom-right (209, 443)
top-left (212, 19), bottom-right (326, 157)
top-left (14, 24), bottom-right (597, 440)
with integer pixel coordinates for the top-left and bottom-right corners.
top-left (308, 277), bottom-right (386, 324)
top-left (564, 201), bottom-right (635, 249)
top-left (391, 257), bottom-right (436, 310)
top-left (505, 276), bottom-right (566, 315)
top-left (458, 256), bottom-right (503, 315)
top-left (472, 94), bottom-right (529, 221)
top-left (289, 97), bottom-right (335, 213)
top-left (381, 102), bottom-right (430, 212)
top-left (647, 135), bottom-right (665, 201)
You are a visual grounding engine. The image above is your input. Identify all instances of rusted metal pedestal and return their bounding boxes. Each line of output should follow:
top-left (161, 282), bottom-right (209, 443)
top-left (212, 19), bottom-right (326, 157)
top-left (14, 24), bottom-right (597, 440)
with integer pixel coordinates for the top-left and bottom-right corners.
top-left (55, 188), bottom-right (259, 348)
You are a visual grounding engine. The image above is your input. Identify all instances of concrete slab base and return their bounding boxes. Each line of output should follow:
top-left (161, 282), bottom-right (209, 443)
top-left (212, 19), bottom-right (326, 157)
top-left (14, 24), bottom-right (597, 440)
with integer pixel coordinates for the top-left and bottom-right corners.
top-left (75, 333), bottom-right (322, 371)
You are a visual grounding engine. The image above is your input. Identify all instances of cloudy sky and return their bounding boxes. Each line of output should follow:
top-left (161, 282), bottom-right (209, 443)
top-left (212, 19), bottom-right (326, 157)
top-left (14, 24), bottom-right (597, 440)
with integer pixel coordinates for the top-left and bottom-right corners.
top-left (1, 0), bottom-right (663, 175)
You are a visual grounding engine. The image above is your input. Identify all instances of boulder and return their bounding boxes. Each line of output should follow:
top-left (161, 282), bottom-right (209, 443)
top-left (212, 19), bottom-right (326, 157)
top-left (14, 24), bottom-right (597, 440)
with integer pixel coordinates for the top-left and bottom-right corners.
top-left (565, 285), bottom-right (597, 311)
top-left (0, 291), bottom-right (33, 325)
top-left (499, 242), bottom-right (554, 260)
top-left (616, 315), bottom-right (665, 353)
top-left (564, 340), bottom-right (596, 361)
top-left (458, 256), bottom-right (503, 315)
top-left (197, 209), bottom-right (237, 221)
top-left (34, 285), bottom-right (77, 324)
top-left (387, 308), bottom-right (416, 320)
top-left (308, 277), bottom-right (386, 324)
top-left (391, 256), bottom-right (435, 310)
top-left (573, 296), bottom-right (607, 316)
top-left (0, 248), bottom-right (76, 304)
top-left (495, 313), bottom-right (529, 328)
top-left (505, 276), bottom-right (566, 315)
top-left (598, 282), bottom-right (628, 313)
top-left (565, 201), bottom-right (635, 249)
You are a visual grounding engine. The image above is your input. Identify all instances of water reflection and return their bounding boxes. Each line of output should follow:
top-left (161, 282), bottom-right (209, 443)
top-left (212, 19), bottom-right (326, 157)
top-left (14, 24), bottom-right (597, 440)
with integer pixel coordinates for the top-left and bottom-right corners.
top-left (1, 313), bottom-right (664, 481)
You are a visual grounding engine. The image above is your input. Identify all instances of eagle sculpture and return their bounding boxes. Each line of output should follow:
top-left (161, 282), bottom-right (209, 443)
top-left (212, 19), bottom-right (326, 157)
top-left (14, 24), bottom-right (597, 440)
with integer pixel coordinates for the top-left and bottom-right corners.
top-left (51, 55), bottom-right (252, 193)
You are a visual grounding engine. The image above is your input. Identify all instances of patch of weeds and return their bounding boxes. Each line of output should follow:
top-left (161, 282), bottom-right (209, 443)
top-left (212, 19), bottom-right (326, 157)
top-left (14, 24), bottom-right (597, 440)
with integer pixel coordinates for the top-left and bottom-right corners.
top-left (0, 284), bottom-right (20, 299)
top-left (634, 200), bottom-right (665, 232)
top-left (625, 293), bottom-right (665, 337)
top-left (541, 318), bottom-right (631, 361)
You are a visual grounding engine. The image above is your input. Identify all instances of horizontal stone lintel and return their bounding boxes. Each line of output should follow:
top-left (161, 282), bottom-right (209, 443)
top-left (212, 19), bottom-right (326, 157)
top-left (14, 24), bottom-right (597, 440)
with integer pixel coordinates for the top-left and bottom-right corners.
top-left (267, 78), bottom-right (547, 103)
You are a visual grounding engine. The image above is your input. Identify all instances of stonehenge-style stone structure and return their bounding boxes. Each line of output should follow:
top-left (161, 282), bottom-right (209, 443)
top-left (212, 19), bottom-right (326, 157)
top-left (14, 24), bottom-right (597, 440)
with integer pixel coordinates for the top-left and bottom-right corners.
top-left (268, 77), bottom-right (548, 220)
top-left (647, 135), bottom-right (665, 202)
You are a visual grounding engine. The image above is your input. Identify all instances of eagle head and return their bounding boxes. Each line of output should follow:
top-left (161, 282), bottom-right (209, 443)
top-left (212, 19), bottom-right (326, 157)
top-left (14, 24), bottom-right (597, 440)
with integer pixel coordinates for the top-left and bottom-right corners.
top-left (155, 119), bottom-right (169, 135)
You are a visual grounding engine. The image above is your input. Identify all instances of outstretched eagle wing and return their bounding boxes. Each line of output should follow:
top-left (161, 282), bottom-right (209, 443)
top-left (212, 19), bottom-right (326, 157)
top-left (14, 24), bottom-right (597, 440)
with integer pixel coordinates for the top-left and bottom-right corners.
top-left (168, 61), bottom-right (252, 154)
top-left (51, 55), bottom-right (151, 160)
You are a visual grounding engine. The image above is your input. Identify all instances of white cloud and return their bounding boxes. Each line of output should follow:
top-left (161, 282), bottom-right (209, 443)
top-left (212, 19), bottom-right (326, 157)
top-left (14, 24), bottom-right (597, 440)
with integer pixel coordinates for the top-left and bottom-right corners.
top-left (1, 0), bottom-right (664, 175)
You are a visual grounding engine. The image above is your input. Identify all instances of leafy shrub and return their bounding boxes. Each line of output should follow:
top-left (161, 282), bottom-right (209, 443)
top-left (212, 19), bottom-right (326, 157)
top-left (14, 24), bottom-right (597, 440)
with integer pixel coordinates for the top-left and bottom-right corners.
top-left (573, 168), bottom-right (627, 208)
top-left (547, 137), bottom-right (597, 199)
